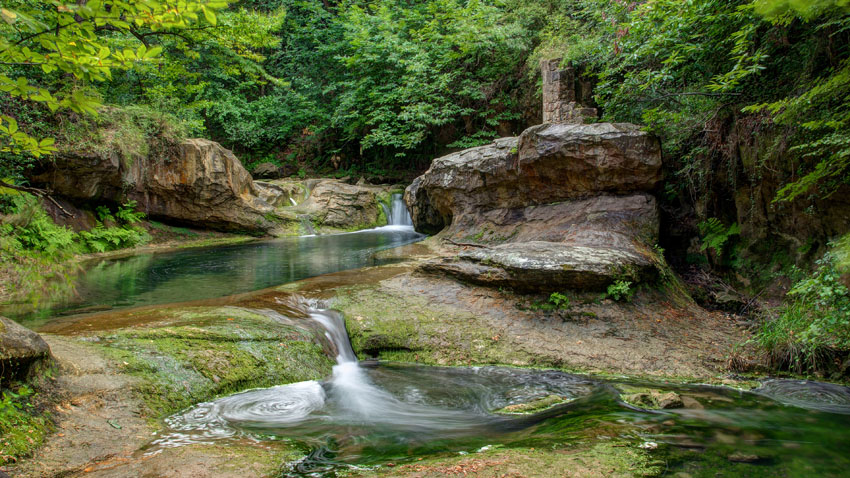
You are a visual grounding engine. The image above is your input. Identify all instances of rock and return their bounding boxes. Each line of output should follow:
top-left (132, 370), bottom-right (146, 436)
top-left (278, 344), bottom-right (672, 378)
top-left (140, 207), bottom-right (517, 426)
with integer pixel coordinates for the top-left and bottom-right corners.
top-left (495, 395), bottom-right (569, 414)
top-left (727, 452), bottom-right (761, 463)
top-left (30, 139), bottom-right (276, 232)
top-left (251, 162), bottom-right (281, 179)
top-left (621, 390), bottom-right (684, 410)
top-left (404, 176), bottom-right (445, 235)
top-left (423, 241), bottom-right (656, 292)
top-left (405, 124), bottom-right (660, 227)
top-left (405, 122), bottom-right (663, 292)
top-left (295, 180), bottom-right (383, 229)
top-left (0, 317), bottom-right (51, 381)
top-left (447, 193), bottom-right (659, 247)
top-left (681, 396), bottom-right (704, 409)
top-left (657, 392), bottom-right (684, 409)
top-left (254, 181), bottom-right (304, 208)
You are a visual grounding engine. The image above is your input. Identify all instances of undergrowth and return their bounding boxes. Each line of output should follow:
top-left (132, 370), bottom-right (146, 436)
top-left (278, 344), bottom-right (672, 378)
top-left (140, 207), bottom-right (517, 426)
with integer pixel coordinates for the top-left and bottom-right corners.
top-left (752, 237), bottom-right (850, 376)
top-left (0, 192), bottom-right (150, 304)
top-left (0, 383), bottom-right (53, 465)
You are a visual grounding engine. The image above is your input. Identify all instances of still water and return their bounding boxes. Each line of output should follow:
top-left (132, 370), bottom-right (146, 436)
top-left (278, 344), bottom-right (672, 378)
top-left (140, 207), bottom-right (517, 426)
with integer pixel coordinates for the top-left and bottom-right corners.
top-left (3, 225), bottom-right (423, 325)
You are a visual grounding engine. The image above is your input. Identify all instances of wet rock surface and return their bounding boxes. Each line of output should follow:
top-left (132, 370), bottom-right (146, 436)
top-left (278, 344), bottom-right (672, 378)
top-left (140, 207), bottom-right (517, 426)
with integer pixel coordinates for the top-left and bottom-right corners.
top-left (31, 139), bottom-right (276, 232)
top-left (0, 316), bottom-right (50, 381)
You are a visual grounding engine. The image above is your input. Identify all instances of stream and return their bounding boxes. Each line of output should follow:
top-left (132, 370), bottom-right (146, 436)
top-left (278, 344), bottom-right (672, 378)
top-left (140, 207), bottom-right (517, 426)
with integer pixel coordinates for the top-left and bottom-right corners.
top-left (11, 195), bottom-right (850, 477)
top-left (4, 195), bottom-right (424, 326)
top-left (146, 299), bottom-right (850, 477)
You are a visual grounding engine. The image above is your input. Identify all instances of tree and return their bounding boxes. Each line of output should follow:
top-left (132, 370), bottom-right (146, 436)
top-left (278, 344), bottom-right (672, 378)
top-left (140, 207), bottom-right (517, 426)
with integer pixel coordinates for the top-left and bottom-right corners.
top-left (0, 0), bottom-right (227, 191)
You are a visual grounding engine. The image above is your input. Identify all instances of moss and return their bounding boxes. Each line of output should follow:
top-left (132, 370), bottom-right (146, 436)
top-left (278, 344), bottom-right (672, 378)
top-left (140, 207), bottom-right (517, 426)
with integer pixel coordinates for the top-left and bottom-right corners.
top-left (94, 307), bottom-right (334, 417)
top-left (352, 441), bottom-right (663, 477)
top-left (493, 394), bottom-right (570, 414)
top-left (333, 285), bottom-right (537, 366)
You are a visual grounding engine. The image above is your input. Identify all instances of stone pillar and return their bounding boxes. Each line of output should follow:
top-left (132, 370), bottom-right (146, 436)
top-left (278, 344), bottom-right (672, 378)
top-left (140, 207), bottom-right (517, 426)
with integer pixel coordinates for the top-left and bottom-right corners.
top-left (541, 58), bottom-right (598, 124)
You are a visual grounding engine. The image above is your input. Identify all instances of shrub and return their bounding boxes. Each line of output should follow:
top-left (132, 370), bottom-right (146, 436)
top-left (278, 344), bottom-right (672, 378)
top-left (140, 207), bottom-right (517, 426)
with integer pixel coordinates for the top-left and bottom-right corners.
top-left (607, 280), bottom-right (633, 302)
top-left (755, 245), bottom-right (850, 373)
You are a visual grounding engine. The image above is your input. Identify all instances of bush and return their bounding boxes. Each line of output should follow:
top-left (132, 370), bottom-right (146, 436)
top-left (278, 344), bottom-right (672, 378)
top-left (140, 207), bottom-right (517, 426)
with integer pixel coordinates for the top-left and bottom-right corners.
top-left (755, 246), bottom-right (850, 373)
top-left (1, 194), bottom-right (77, 256)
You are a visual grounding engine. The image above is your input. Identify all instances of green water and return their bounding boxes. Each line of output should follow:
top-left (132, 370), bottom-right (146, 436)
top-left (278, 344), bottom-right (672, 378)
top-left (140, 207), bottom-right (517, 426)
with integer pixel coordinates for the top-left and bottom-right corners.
top-left (2, 226), bottom-right (424, 325)
top-left (152, 361), bottom-right (850, 477)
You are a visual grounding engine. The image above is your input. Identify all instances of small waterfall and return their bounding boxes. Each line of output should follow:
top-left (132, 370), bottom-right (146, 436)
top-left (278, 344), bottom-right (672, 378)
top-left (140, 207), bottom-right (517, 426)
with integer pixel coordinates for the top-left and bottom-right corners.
top-left (387, 193), bottom-right (413, 226)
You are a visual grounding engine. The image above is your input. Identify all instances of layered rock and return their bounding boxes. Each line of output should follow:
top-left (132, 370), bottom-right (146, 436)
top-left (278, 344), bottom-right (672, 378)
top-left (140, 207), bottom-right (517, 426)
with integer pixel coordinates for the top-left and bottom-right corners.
top-left (31, 139), bottom-right (276, 232)
top-left (406, 123), bottom-right (663, 291)
top-left (296, 180), bottom-right (384, 229)
top-left (1, 317), bottom-right (51, 382)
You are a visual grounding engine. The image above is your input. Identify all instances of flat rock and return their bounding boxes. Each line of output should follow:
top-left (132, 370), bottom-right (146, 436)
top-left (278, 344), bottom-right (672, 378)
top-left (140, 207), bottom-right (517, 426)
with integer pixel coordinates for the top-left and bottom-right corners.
top-left (422, 241), bottom-right (656, 292)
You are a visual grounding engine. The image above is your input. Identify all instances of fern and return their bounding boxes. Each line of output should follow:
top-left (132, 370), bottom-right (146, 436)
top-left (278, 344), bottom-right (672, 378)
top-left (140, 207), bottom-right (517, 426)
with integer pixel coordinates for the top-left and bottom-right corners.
top-left (698, 218), bottom-right (740, 256)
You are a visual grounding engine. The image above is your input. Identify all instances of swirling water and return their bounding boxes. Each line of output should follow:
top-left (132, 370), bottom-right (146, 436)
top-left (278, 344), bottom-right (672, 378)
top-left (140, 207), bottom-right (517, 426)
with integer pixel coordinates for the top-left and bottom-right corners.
top-left (147, 299), bottom-right (850, 477)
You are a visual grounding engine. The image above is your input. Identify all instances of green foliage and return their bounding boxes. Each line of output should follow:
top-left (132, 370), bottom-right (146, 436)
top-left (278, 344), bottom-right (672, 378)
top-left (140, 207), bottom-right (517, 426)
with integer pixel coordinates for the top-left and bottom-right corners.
top-left (77, 201), bottom-right (149, 253)
top-left (0, 383), bottom-right (51, 465)
top-left (77, 224), bottom-right (148, 253)
top-left (0, 0), bottom-right (227, 166)
top-left (698, 218), bottom-right (741, 257)
top-left (606, 280), bottom-right (633, 302)
top-left (526, 291), bottom-right (571, 311)
top-left (1, 194), bottom-right (76, 255)
top-left (754, 246), bottom-right (850, 373)
top-left (548, 292), bottom-right (570, 309)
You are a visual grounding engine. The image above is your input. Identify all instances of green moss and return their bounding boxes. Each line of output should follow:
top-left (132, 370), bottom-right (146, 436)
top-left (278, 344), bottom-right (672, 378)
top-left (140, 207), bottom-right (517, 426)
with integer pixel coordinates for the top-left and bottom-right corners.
top-left (333, 285), bottom-right (537, 366)
top-left (354, 441), bottom-right (663, 477)
top-left (493, 394), bottom-right (570, 415)
top-left (95, 307), bottom-right (334, 416)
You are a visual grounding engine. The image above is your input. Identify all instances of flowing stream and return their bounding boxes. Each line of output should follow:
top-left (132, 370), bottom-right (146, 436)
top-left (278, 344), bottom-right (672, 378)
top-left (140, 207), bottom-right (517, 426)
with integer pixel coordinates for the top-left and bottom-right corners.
top-left (144, 297), bottom-right (850, 477)
top-left (10, 198), bottom-right (850, 477)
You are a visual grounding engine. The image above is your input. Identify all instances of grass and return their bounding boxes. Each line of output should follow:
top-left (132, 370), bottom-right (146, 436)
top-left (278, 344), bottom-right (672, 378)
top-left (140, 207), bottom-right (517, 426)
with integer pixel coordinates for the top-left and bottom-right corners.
top-left (750, 239), bottom-right (850, 377)
top-left (0, 382), bottom-right (54, 465)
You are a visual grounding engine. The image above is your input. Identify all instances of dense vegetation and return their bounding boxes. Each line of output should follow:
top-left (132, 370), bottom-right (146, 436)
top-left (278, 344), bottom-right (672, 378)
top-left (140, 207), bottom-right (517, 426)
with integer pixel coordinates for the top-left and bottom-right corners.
top-left (1, 0), bottom-right (849, 375)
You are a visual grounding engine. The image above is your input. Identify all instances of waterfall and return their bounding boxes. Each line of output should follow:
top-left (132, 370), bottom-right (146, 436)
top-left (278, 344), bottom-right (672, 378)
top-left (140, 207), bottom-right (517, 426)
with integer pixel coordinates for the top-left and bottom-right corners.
top-left (387, 193), bottom-right (413, 226)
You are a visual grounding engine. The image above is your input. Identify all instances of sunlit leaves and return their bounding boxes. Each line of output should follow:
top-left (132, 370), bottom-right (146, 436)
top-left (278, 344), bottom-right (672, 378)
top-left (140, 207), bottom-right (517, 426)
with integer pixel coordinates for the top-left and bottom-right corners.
top-left (0, 0), bottom-right (227, 160)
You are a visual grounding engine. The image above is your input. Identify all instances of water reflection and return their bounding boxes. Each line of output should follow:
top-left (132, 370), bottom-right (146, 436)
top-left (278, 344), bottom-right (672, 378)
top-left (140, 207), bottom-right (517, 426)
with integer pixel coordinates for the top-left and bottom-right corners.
top-left (3, 226), bottom-right (423, 324)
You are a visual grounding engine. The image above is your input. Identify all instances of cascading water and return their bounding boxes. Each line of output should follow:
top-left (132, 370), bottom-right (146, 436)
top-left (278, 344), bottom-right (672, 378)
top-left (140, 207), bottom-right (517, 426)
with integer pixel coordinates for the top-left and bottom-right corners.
top-left (148, 298), bottom-right (850, 477)
top-left (386, 193), bottom-right (413, 227)
top-left (149, 298), bottom-right (597, 461)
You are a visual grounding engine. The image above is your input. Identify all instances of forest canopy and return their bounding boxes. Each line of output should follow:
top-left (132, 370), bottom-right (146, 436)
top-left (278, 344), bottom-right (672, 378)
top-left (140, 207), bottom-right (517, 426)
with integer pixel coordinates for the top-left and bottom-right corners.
top-left (0, 0), bottom-right (848, 198)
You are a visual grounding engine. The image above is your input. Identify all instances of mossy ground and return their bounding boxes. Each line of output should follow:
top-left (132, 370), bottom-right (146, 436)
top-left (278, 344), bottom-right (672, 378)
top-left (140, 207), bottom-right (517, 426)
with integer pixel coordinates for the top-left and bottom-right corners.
top-left (93, 306), bottom-right (334, 416)
top-left (346, 441), bottom-right (663, 477)
top-left (0, 381), bottom-right (54, 466)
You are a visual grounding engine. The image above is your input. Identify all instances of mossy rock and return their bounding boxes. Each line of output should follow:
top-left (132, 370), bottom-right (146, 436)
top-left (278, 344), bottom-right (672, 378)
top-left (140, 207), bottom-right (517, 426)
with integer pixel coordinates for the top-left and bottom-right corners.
top-left (619, 386), bottom-right (684, 410)
top-left (493, 394), bottom-right (571, 415)
top-left (94, 306), bottom-right (335, 417)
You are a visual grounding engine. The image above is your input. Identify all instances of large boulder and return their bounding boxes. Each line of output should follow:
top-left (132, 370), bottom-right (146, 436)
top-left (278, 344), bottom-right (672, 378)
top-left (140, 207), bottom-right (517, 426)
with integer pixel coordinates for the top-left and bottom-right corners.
top-left (406, 122), bottom-right (663, 291)
top-left (1, 317), bottom-right (51, 382)
top-left (30, 139), bottom-right (276, 233)
top-left (251, 162), bottom-right (282, 179)
top-left (406, 123), bottom-right (661, 229)
top-left (294, 180), bottom-right (384, 230)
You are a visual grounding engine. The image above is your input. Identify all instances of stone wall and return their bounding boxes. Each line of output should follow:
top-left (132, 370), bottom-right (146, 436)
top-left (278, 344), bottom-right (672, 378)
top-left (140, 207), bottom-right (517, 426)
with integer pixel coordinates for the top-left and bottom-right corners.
top-left (541, 58), bottom-right (597, 125)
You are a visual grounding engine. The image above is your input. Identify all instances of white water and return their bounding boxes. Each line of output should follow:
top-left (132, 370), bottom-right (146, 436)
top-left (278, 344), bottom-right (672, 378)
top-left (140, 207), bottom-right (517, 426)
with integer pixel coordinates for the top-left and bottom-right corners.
top-left (387, 193), bottom-right (413, 226)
